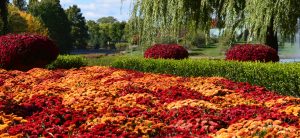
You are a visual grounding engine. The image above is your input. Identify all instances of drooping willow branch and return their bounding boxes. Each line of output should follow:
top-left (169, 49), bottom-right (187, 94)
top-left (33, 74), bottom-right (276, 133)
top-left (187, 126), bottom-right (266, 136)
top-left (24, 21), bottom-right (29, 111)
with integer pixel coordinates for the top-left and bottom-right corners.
top-left (126, 0), bottom-right (300, 47)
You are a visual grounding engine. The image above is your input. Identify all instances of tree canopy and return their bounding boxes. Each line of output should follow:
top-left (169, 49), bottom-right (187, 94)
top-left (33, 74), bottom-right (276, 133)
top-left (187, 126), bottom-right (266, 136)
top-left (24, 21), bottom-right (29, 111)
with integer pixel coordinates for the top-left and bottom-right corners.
top-left (12, 0), bottom-right (27, 11)
top-left (0, 0), bottom-right (8, 35)
top-left (8, 5), bottom-right (48, 36)
top-left (97, 16), bottom-right (118, 24)
top-left (87, 17), bottom-right (127, 49)
top-left (66, 5), bottom-right (89, 49)
top-left (29, 0), bottom-right (72, 53)
top-left (130, 0), bottom-right (300, 50)
top-left (86, 20), bottom-right (101, 49)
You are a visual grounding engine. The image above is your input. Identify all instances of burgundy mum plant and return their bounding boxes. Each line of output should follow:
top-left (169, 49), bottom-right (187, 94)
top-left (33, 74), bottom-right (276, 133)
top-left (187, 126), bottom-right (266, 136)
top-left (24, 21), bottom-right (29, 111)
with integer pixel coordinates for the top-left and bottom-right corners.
top-left (226, 44), bottom-right (279, 62)
top-left (0, 33), bottom-right (59, 71)
top-left (144, 44), bottom-right (189, 60)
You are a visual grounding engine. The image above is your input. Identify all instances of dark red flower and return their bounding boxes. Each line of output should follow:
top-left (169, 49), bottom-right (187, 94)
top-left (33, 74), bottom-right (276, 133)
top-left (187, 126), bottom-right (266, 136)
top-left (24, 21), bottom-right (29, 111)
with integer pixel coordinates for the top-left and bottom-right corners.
top-left (0, 33), bottom-right (59, 71)
top-left (226, 44), bottom-right (279, 62)
top-left (144, 44), bottom-right (189, 60)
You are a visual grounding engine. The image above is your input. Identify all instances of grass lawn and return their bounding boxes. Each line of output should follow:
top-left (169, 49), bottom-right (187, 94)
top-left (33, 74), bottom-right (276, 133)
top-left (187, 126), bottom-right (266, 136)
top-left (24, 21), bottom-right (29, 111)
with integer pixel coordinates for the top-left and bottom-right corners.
top-left (84, 45), bottom-right (226, 67)
top-left (188, 44), bottom-right (225, 59)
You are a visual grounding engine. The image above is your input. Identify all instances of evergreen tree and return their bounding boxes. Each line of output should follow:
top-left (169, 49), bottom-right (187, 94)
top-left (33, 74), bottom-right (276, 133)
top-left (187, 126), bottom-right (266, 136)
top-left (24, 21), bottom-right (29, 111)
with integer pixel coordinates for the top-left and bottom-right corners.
top-left (29, 0), bottom-right (72, 53)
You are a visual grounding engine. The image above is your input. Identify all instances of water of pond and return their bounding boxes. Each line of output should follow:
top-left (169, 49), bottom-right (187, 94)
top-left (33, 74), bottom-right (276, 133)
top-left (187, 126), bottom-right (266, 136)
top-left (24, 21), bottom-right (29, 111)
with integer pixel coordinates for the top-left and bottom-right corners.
top-left (280, 58), bottom-right (300, 63)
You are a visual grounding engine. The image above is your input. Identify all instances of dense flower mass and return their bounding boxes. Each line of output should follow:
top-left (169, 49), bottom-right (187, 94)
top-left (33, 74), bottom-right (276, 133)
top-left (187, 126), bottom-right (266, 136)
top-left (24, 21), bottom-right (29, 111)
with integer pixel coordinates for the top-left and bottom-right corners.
top-left (0, 33), bottom-right (59, 71)
top-left (144, 44), bottom-right (189, 59)
top-left (1, 66), bottom-right (300, 137)
top-left (226, 44), bottom-right (279, 62)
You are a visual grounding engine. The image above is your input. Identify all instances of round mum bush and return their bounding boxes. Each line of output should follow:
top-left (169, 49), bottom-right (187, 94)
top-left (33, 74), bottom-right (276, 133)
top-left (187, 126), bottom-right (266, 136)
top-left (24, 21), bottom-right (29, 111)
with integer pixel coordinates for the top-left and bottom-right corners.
top-left (226, 44), bottom-right (279, 62)
top-left (144, 44), bottom-right (189, 59)
top-left (0, 33), bottom-right (59, 71)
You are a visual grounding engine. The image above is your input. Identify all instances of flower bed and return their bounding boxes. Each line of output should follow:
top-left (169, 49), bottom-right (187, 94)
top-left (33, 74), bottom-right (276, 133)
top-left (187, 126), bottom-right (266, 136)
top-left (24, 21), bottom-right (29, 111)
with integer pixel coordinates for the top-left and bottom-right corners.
top-left (1, 66), bottom-right (300, 137)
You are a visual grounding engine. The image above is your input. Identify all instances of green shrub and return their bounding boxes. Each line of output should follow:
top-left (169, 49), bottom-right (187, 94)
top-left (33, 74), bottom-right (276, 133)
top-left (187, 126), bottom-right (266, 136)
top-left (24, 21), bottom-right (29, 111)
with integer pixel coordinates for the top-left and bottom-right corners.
top-left (188, 32), bottom-right (207, 48)
top-left (112, 57), bottom-right (300, 97)
top-left (115, 43), bottom-right (129, 51)
top-left (46, 55), bottom-right (87, 69)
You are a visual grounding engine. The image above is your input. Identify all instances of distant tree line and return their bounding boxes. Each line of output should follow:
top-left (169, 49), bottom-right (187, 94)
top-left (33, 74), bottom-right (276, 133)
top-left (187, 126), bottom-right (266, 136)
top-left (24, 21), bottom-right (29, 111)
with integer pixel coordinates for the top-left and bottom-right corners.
top-left (0, 0), bottom-right (128, 54)
top-left (86, 16), bottom-right (127, 50)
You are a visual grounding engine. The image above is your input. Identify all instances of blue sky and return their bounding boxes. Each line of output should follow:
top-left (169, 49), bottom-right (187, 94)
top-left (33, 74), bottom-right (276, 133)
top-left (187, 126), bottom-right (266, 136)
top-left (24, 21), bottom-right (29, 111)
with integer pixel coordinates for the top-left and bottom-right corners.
top-left (59, 0), bottom-right (132, 21)
top-left (20, 0), bottom-right (132, 21)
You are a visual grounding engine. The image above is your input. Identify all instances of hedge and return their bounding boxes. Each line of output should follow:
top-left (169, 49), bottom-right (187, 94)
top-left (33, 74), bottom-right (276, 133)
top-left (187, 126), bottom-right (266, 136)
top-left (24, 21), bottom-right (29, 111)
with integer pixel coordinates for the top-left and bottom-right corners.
top-left (112, 57), bottom-right (300, 97)
top-left (46, 55), bottom-right (87, 69)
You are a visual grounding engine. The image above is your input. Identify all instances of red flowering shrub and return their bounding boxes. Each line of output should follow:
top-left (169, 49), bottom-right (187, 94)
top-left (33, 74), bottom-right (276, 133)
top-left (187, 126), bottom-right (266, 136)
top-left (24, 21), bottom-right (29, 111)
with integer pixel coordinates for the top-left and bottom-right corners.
top-left (144, 44), bottom-right (189, 59)
top-left (225, 44), bottom-right (279, 62)
top-left (0, 33), bottom-right (59, 70)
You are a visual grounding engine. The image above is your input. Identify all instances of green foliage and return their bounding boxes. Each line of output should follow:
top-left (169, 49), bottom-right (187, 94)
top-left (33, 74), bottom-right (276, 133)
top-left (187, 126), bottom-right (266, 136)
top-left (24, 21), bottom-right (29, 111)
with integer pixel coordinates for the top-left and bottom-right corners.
top-left (12, 0), bottom-right (27, 11)
top-left (218, 33), bottom-right (236, 48)
top-left (97, 16), bottom-right (117, 24)
top-left (86, 20), bottom-right (101, 49)
top-left (243, 0), bottom-right (300, 41)
top-left (99, 23), bottom-right (112, 48)
top-left (110, 21), bottom-right (126, 42)
top-left (65, 5), bottom-right (89, 49)
top-left (155, 36), bottom-right (178, 45)
top-left (115, 43), bottom-right (129, 51)
top-left (130, 0), bottom-right (300, 49)
top-left (7, 5), bottom-right (27, 33)
top-left (130, 0), bottom-right (215, 45)
top-left (112, 57), bottom-right (300, 97)
top-left (0, 0), bottom-right (8, 35)
top-left (7, 5), bottom-right (49, 36)
top-left (46, 55), bottom-right (87, 69)
top-left (0, 18), bottom-right (3, 34)
top-left (28, 0), bottom-right (38, 6)
top-left (184, 31), bottom-right (207, 48)
top-left (87, 17), bottom-right (127, 49)
top-left (29, 0), bottom-right (72, 53)
top-left (87, 55), bottom-right (124, 67)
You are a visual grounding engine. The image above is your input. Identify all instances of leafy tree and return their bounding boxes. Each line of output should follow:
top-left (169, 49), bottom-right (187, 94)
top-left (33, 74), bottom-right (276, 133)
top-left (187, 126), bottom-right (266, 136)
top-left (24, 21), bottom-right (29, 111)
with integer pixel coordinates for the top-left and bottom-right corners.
top-left (0, 0), bottom-right (8, 34)
top-left (8, 5), bottom-right (48, 36)
top-left (28, 0), bottom-right (38, 7)
top-left (130, 0), bottom-right (300, 51)
top-left (86, 20), bottom-right (101, 49)
top-left (29, 0), bottom-right (72, 53)
top-left (99, 23), bottom-right (111, 48)
top-left (12, 0), bottom-right (27, 11)
top-left (7, 5), bottom-right (27, 33)
top-left (242, 0), bottom-right (300, 51)
top-left (97, 16), bottom-right (117, 24)
top-left (87, 17), bottom-right (127, 49)
top-left (65, 5), bottom-right (89, 49)
top-left (110, 21), bottom-right (126, 42)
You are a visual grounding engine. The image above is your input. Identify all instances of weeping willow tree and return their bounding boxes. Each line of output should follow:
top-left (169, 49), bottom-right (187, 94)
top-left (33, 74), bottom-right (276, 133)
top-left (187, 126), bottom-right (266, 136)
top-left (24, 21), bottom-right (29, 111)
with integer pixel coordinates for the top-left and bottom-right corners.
top-left (129, 0), bottom-right (300, 51)
top-left (243, 0), bottom-right (300, 51)
top-left (128, 0), bottom-right (216, 47)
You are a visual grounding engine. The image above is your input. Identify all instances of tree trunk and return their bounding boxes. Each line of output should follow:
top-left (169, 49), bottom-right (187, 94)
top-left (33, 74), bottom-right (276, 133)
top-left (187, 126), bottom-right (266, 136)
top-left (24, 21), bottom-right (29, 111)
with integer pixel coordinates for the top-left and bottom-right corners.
top-left (265, 17), bottom-right (278, 52)
top-left (0, 0), bottom-right (8, 35)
